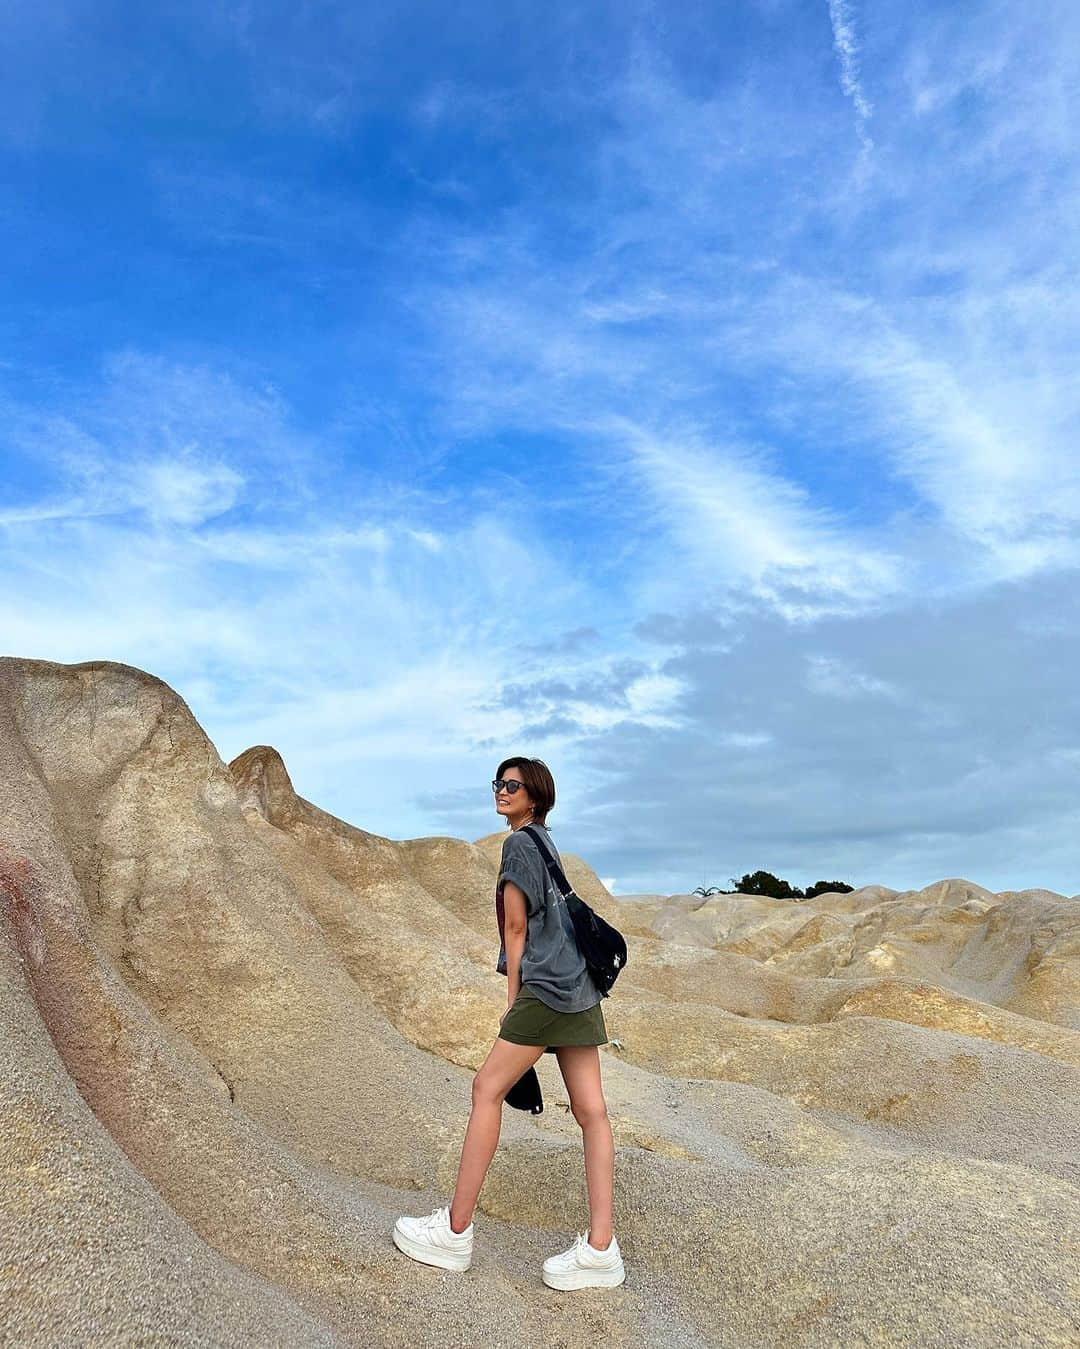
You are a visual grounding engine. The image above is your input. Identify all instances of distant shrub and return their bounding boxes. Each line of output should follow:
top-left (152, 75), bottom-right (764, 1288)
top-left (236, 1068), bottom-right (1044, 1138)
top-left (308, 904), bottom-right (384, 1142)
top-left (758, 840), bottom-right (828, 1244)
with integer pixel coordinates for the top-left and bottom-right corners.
top-left (732, 870), bottom-right (803, 899)
top-left (690, 872), bottom-right (857, 901)
top-left (804, 879), bottom-right (855, 898)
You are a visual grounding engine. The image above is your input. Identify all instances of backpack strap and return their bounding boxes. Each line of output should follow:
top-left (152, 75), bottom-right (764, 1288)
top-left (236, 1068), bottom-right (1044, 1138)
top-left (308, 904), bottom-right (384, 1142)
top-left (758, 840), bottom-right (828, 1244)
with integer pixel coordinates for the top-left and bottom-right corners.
top-left (521, 826), bottom-right (627, 997)
top-left (519, 825), bottom-right (578, 901)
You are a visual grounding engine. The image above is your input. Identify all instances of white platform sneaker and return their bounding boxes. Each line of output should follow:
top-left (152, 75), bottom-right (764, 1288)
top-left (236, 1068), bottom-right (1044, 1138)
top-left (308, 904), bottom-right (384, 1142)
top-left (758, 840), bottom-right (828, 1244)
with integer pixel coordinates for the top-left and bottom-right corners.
top-left (392, 1204), bottom-right (473, 1271)
top-left (542, 1231), bottom-right (625, 1290)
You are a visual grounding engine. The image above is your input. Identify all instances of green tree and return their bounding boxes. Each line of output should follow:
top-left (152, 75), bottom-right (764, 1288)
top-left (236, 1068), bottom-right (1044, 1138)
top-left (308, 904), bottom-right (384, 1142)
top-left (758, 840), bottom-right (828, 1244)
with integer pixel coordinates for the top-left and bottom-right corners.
top-left (693, 872), bottom-right (856, 900)
top-left (731, 870), bottom-right (804, 900)
top-left (804, 880), bottom-right (855, 898)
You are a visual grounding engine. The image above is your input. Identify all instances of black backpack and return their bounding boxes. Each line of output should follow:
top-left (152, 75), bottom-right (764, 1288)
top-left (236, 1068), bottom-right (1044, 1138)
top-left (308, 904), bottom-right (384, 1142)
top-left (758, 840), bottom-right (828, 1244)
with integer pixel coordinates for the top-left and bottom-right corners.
top-left (520, 825), bottom-right (628, 997)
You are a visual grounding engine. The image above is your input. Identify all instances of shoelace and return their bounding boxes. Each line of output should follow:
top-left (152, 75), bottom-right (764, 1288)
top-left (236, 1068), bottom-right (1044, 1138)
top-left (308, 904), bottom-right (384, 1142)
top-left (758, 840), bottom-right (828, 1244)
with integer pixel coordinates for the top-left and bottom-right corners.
top-left (417, 1206), bottom-right (449, 1232)
top-left (576, 1232), bottom-right (613, 1258)
top-left (420, 1206), bottom-right (469, 1237)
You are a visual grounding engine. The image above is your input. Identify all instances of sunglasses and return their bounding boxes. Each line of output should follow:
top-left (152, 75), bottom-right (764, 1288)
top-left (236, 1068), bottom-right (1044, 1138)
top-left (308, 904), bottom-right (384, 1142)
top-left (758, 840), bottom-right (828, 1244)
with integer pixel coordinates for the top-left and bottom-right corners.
top-left (492, 779), bottom-right (527, 795)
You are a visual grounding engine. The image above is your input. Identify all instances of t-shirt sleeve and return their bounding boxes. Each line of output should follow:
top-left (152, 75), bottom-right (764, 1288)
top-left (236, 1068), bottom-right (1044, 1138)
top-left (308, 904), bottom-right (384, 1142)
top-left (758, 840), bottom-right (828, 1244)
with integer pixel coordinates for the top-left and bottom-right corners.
top-left (498, 832), bottom-right (546, 919)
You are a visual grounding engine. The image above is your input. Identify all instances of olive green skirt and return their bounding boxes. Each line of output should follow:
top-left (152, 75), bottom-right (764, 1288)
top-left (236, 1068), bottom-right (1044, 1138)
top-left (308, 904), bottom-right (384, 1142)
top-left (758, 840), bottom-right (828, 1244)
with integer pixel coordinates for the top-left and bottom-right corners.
top-left (498, 983), bottom-right (607, 1052)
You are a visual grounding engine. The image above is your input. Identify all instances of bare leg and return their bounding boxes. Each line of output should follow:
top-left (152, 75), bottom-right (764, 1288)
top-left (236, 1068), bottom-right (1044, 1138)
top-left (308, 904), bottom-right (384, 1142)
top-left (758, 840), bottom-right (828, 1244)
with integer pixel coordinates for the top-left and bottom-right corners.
top-left (449, 1037), bottom-right (546, 1234)
top-left (581, 1114), bottom-right (615, 1248)
top-left (555, 1045), bottom-right (614, 1248)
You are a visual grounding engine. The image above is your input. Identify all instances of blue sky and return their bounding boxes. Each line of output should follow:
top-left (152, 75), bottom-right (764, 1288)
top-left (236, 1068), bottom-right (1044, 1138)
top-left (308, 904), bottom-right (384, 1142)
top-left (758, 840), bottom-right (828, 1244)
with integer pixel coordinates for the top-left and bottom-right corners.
top-left (3, 0), bottom-right (1080, 896)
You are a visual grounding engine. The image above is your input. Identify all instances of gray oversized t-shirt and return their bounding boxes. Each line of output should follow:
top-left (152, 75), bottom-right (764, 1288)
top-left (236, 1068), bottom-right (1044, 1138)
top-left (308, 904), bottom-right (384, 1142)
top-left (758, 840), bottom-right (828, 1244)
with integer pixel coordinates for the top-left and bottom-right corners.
top-left (495, 823), bottom-right (601, 1013)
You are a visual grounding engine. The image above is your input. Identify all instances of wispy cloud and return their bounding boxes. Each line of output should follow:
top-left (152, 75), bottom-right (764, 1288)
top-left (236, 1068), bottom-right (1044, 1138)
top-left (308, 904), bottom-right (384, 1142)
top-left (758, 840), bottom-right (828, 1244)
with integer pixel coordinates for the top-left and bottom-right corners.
top-left (827, 0), bottom-right (874, 152)
top-left (728, 273), bottom-right (1080, 581)
top-left (600, 418), bottom-right (906, 617)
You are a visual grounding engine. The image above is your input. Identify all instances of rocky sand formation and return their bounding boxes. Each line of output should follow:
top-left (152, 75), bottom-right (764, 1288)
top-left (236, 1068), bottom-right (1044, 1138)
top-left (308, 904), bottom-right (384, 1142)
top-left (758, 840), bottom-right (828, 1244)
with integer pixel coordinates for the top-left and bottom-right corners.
top-left (1, 657), bottom-right (1078, 1347)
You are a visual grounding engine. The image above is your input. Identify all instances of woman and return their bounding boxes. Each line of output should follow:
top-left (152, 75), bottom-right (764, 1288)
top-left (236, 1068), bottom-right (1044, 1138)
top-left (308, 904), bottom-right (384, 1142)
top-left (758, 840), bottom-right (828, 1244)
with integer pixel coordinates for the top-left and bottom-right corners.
top-left (393, 756), bottom-right (625, 1290)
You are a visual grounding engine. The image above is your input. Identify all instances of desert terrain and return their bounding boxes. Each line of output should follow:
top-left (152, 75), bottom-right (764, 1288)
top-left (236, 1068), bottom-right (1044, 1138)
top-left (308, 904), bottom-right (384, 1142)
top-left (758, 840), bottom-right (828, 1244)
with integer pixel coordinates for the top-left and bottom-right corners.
top-left (1, 658), bottom-right (1078, 1347)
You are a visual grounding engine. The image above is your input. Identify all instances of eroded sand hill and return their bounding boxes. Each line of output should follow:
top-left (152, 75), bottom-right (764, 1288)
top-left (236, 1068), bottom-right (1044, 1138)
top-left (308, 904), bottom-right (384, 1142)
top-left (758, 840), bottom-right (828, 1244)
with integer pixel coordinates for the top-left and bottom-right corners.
top-left (1, 658), bottom-right (1078, 1347)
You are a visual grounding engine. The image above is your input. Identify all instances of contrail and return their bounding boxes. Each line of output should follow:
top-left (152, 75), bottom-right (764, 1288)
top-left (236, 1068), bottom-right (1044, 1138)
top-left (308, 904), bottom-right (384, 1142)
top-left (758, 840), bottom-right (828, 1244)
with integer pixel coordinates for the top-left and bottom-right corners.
top-left (827, 0), bottom-right (873, 150)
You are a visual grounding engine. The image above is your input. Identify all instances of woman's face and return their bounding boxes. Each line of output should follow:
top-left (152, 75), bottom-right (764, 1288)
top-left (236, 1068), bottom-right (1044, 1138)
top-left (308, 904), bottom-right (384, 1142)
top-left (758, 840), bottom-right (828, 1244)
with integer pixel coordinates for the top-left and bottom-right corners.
top-left (494, 768), bottom-right (534, 822)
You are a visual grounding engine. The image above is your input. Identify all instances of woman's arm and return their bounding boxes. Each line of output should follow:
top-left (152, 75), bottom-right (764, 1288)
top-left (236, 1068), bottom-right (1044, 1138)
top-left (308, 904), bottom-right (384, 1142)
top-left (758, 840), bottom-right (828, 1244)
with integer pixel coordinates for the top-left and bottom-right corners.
top-left (501, 880), bottom-right (528, 1008)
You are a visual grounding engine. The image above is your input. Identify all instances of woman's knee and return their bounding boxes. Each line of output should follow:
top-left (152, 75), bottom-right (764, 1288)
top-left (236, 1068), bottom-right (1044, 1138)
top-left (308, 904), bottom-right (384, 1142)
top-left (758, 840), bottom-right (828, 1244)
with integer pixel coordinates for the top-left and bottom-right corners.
top-left (472, 1070), bottom-right (505, 1108)
top-left (571, 1099), bottom-right (609, 1129)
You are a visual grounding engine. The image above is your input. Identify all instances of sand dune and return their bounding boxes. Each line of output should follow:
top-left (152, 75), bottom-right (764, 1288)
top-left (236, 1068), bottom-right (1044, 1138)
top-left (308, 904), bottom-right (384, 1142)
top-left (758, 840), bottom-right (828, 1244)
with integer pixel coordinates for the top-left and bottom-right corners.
top-left (1, 657), bottom-right (1078, 1347)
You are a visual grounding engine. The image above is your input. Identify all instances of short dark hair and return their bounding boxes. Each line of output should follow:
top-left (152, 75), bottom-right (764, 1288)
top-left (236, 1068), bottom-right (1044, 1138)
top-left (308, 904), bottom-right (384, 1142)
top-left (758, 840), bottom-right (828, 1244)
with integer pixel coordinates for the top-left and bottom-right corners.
top-left (496, 756), bottom-right (556, 827)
